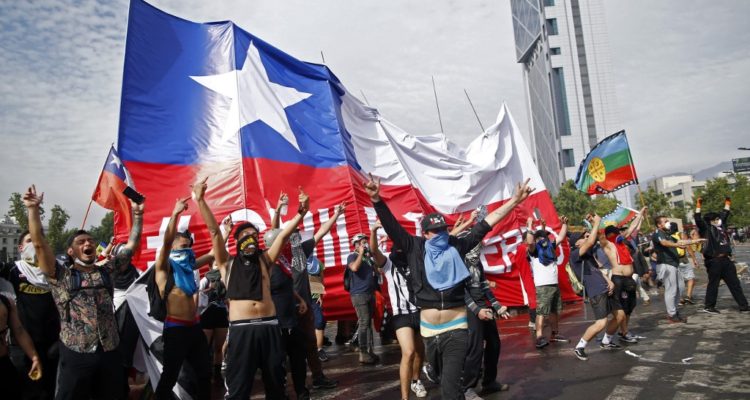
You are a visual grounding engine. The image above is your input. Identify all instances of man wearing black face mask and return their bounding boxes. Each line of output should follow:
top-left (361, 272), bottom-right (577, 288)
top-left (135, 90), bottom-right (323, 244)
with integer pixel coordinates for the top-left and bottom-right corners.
top-left (695, 197), bottom-right (749, 314)
top-left (153, 191), bottom-right (214, 400)
top-left (195, 180), bottom-right (310, 400)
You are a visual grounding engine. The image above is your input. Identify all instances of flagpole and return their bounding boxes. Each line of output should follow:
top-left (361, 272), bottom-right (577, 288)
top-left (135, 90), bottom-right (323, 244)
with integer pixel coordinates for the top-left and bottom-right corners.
top-left (431, 76), bottom-right (444, 133)
top-left (360, 90), bottom-right (370, 106)
top-left (81, 200), bottom-right (94, 230)
top-left (636, 185), bottom-right (651, 231)
top-left (463, 89), bottom-right (485, 133)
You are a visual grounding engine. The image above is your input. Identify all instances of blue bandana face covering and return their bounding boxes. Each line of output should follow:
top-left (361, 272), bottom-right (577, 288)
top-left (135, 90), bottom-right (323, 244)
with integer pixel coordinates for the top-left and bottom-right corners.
top-left (169, 248), bottom-right (198, 296)
top-left (424, 231), bottom-right (470, 291)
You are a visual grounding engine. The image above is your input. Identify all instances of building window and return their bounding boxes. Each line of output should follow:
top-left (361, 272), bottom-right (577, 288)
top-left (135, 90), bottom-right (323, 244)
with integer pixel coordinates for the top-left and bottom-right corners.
top-left (550, 47), bottom-right (561, 55)
top-left (672, 189), bottom-right (683, 196)
top-left (544, 0), bottom-right (556, 6)
top-left (546, 18), bottom-right (558, 36)
top-left (1, 238), bottom-right (5, 244)
top-left (562, 149), bottom-right (575, 168)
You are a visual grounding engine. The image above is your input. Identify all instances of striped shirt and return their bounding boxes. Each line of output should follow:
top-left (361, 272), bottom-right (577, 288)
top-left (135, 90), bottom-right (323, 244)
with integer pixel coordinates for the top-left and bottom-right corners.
top-left (382, 258), bottom-right (418, 316)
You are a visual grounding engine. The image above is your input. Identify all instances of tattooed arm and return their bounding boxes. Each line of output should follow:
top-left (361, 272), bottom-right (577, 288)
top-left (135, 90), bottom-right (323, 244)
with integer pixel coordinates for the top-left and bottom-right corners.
top-left (113, 201), bottom-right (144, 272)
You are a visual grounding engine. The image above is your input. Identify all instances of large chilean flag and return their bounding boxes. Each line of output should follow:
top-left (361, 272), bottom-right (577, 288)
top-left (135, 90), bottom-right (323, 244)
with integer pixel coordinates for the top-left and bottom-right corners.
top-left (118, 0), bottom-right (574, 323)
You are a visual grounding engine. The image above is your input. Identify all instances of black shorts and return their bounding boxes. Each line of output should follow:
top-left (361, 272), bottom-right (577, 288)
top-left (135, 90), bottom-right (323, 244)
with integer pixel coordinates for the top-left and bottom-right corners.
top-left (612, 275), bottom-right (637, 316)
top-left (200, 304), bottom-right (229, 329)
top-left (392, 312), bottom-right (420, 332)
top-left (588, 292), bottom-right (620, 320)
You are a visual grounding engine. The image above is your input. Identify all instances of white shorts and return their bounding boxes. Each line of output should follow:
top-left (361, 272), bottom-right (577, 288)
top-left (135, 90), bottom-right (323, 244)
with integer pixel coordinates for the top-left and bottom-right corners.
top-left (678, 263), bottom-right (695, 281)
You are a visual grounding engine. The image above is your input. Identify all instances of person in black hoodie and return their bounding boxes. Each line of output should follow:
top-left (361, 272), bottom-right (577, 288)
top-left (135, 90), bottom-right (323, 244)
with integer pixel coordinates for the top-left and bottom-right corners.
top-left (694, 197), bottom-right (749, 314)
top-left (364, 173), bottom-right (532, 400)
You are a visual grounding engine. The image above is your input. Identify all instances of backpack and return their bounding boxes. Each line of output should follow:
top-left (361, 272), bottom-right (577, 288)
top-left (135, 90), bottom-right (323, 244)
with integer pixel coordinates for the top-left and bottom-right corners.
top-left (565, 264), bottom-right (584, 296)
top-left (63, 266), bottom-right (114, 322)
top-left (204, 269), bottom-right (226, 304)
top-left (145, 267), bottom-right (174, 322)
top-left (343, 267), bottom-right (352, 292)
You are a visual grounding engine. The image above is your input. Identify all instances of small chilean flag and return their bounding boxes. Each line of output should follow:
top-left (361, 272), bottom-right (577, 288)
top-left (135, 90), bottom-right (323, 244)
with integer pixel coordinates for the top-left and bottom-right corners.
top-left (92, 146), bottom-right (136, 231)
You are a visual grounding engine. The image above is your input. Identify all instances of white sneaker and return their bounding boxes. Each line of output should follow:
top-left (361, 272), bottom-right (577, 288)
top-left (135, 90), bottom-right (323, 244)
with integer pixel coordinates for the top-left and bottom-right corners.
top-left (464, 388), bottom-right (484, 400)
top-left (411, 380), bottom-right (427, 398)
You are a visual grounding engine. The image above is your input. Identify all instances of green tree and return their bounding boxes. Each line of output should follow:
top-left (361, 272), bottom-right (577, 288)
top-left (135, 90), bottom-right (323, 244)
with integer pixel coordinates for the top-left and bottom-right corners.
top-left (694, 175), bottom-right (750, 227)
top-left (636, 187), bottom-right (671, 220)
top-left (89, 212), bottom-right (114, 243)
top-left (5, 192), bottom-right (45, 231)
top-left (552, 180), bottom-right (594, 227)
top-left (47, 205), bottom-right (71, 253)
top-left (592, 196), bottom-right (618, 217)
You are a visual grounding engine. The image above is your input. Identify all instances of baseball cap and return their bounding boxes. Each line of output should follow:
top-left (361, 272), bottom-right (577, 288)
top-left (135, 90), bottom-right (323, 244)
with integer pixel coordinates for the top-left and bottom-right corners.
top-left (421, 213), bottom-right (448, 232)
top-left (568, 232), bottom-right (585, 247)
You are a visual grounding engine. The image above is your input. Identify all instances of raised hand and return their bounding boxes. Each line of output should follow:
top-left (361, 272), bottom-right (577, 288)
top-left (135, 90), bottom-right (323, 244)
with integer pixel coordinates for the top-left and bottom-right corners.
top-left (334, 201), bottom-right (347, 216)
top-left (222, 215), bottom-right (233, 232)
top-left (131, 200), bottom-right (145, 216)
top-left (192, 177), bottom-right (208, 203)
top-left (592, 214), bottom-right (602, 225)
top-left (277, 191), bottom-right (289, 210)
top-left (363, 172), bottom-right (381, 201)
top-left (298, 187), bottom-right (310, 215)
top-left (371, 220), bottom-right (382, 232)
top-left (469, 209), bottom-right (479, 221)
top-left (454, 214), bottom-right (465, 227)
top-left (22, 185), bottom-right (44, 209)
top-left (172, 197), bottom-right (190, 216)
top-left (512, 178), bottom-right (534, 204)
top-left (560, 215), bottom-right (569, 225)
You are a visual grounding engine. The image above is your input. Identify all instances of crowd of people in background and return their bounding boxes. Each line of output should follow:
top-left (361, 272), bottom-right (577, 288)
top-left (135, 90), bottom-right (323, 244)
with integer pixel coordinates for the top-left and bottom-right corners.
top-left (0, 180), bottom-right (747, 400)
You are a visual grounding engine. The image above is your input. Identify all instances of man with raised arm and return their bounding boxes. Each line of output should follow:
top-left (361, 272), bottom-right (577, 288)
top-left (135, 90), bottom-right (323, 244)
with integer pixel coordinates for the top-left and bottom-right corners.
top-left (24, 184), bottom-right (143, 400)
top-left (571, 214), bottom-right (622, 361)
top-left (271, 192), bottom-right (342, 390)
top-left (695, 197), bottom-right (749, 314)
top-left (153, 187), bottom-right (214, 400)
top-left (364, 173), bottom-right (532, 400)
top-left (195, 181), bottom-right (310, 400)
top-left (526, 215), bottom-right (569, 349)
top-left (598, 207), bottom-right (647, 344)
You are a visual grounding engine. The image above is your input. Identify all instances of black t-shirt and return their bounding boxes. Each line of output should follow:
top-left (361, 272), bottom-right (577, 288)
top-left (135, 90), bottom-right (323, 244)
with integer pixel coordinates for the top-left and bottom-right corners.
top-left (569, 247), bottom-right (608, 297)
top-left (7, 266), bottom-right (60, 345)
top-left (652, 230), bottom-right (680, 267)
top-left (292, 239), bottom-right (316, 306)
top-left (270, 267), bottom-right (298, 329)
top-left (112, 263), bottom-right (139, 290)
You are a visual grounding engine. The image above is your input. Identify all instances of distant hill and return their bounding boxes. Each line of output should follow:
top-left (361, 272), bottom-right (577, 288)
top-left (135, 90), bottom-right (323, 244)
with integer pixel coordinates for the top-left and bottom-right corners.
top-left (640, 161), bottom-right (733, 188)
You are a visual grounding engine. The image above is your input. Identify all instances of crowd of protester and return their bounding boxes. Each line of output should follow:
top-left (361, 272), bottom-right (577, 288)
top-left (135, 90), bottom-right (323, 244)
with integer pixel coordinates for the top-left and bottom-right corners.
top-left (0, 179), bottom-right (747, 400)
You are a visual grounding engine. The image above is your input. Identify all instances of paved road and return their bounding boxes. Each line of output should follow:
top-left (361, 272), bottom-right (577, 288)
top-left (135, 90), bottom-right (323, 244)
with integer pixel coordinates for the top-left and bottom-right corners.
top-left (233, 244), bottom-right (750, 399)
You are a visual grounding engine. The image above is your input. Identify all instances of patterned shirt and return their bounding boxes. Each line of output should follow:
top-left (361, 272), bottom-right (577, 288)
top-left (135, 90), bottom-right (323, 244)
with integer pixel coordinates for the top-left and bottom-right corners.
top-left (48, 261), bottom-right (119, 353)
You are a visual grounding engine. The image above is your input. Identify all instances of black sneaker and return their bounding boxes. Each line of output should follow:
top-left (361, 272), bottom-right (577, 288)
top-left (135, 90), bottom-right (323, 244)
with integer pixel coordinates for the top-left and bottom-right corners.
top-left (550, 334), bottom-right (570, 343)
top-left (535, 337), bottom-right (549, 349)
top-left (599, 342), bottom-right (622, 350)
top-left (479, 381), bottom-right (509, 395)
top-left (312, 375), bottom-right (338, 389)
top-left (701, 308), bottom-right (720, 315)
top-left (422, 363), bottom-right (440, 384)
top-left (618, 332), bottom-right (638, 343)
top-left (574, 347), bottom-right (588, 361)
top-left (684, 297), bottom-right (695, 305)
top-left (318, 348), bottom-right (330, 362)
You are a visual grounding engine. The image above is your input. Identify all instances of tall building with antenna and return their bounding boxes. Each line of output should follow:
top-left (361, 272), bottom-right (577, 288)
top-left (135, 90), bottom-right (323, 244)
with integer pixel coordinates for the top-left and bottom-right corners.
top-left (510, 0), bottom-right (629, 205)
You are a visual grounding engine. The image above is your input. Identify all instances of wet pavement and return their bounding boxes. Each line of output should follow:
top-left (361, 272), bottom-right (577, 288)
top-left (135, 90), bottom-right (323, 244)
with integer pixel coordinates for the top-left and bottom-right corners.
top-left (227, 244), bottom-right (750, 399)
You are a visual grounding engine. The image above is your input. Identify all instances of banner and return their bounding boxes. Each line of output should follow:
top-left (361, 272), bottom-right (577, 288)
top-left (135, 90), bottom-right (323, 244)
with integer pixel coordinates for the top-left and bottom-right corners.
top-left (116, 0), bottom-right (575, 324)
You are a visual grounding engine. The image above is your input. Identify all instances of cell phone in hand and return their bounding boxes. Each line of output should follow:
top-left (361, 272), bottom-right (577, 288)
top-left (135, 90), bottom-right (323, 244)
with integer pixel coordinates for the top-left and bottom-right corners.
top-left (122, 187), bottom-right (145, 204)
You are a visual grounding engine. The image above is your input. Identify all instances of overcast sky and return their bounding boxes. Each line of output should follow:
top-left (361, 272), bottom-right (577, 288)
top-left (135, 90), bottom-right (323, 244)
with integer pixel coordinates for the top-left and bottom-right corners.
top-left (1, 0), bottom-right (748, 228)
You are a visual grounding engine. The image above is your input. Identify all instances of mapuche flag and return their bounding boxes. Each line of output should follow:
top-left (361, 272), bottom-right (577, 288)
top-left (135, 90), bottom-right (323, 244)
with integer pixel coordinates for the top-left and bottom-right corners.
top-left (601, 204), bottom-right (639, 229)
top-left (574, 130), bottom-right (639, 195)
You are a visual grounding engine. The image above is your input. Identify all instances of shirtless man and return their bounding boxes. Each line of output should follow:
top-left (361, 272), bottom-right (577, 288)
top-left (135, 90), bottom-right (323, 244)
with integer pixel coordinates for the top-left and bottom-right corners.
top-left (598, 207), bottom-right (646, 345)
top-left (153, 185), bottom-right (217, 400)
top-left (365, 173), bottom-right (532, 399)
top-left (195, 180), bottom-right (310, 399)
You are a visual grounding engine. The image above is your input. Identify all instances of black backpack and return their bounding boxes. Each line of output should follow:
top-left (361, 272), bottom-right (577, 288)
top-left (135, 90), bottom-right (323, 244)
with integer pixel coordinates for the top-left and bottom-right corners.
top-left (145, 267), bottom-right (174, 322)
top-left (343, 267), bottom-right (352, 292)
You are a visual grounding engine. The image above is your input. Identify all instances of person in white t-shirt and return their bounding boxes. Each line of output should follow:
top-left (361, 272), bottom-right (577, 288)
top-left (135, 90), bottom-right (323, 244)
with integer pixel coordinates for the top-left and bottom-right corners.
top-left (526, 216), bottom-right (568, 349)
top-left (369, 222), bottom-right (427, 399)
